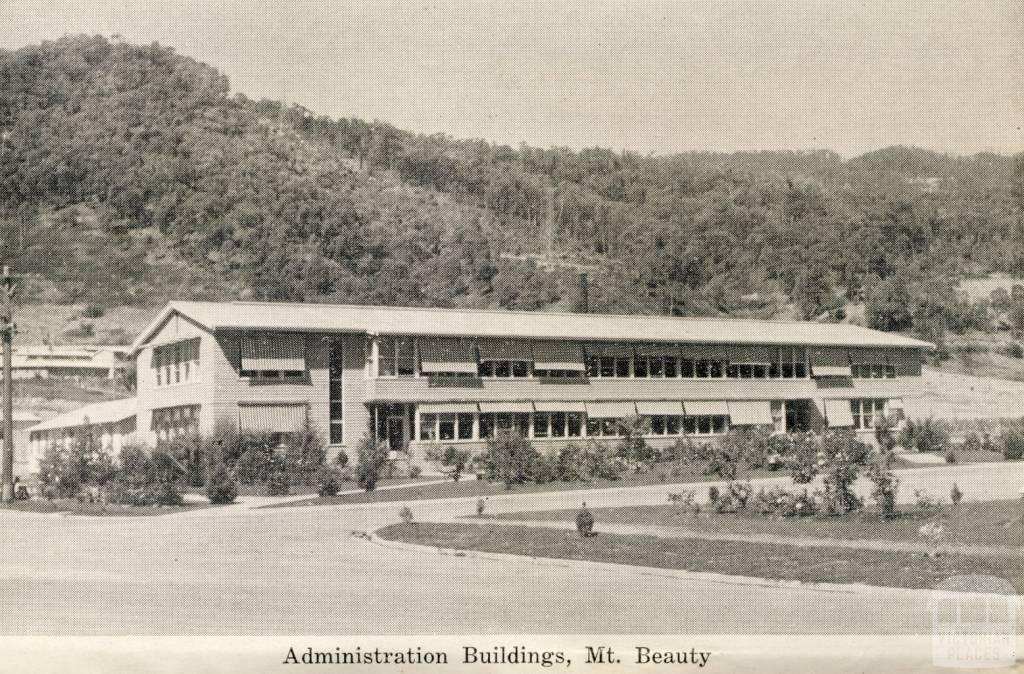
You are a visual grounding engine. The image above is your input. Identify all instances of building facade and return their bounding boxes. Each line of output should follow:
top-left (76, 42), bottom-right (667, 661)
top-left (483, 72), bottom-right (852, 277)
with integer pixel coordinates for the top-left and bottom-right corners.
top-left (25, 398), bottom-right (137, 477)
top-left (125, 301), bottom-right (931, 468)
top-left (9, 345), bottom-right (129, 380)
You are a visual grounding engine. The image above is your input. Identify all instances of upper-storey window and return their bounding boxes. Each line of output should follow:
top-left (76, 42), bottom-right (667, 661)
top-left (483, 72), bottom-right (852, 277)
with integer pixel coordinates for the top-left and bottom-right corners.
top-left (377, 336), bottom-right (415, 377)
top-left (478, 360), bottom-right (530, 378)
top-left (153, 339), bottom-right (200, 387)
top-left (851, 363), bottom-right (896, 379)
top-left (240, 334), bottom-right (306, 382)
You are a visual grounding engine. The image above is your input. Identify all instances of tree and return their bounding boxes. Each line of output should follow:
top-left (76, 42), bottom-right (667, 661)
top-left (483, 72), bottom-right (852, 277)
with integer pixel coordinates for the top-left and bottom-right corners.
top-left (865, 277), bottom-right (913, 332)
top-left (205, 462), bottom-right (238, 504)
top-left (614, 415), bottom-right (654, 470)
top-left (355, 435), bottom-right (391, 491)
top-left (478, 430), bottom-right (540, 490)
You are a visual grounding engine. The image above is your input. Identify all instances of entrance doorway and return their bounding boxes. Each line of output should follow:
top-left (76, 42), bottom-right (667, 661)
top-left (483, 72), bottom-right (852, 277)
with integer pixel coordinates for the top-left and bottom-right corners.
top-left (385, 416), bottom-right (407, 452)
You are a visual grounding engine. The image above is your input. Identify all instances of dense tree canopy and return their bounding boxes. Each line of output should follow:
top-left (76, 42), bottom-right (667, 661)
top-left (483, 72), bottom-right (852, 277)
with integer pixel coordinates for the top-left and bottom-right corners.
top-left (1, 35), bottom-right (1022, 343)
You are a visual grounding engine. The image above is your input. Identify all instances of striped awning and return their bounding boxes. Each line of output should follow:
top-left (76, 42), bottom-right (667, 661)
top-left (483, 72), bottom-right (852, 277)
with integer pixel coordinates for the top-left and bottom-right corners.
top-left (418, 402), bottom-right (479, 414)
top-left (418, 337), bottom-right (478, 374)
top-left (478, 401), bottom-right (534, 413)
top-left (635, 400), bottom-right (684, 415)
top-left (849, 347), bottom-right (888, 364)
top-left (240, 335), bottom-right (305, 372)
top-left (477, 338), bottom-right (533, 361)
top-left (809, 346), bottom-right (849, 366)
top-left (238, 403), bottom-right (307, 433)
top-left (585, 401), bottom-right (637, 418)
top-left (683, 400), bottom-right (729, 416)
top-left (812, 364), bottom-right (853, 377)
top-left (680, 343), bottom-right (723, 360)
top-left (728, 345), bottom-right (776, 364)
top-left (586, 342), bottom-right (635, 358)
top-left (634, 343), bottom-right (680, 357)
top-left (533, 401), bottom-right (586, 413)
top-left (823, 399), bottom-right (855, 427)
top-left (532, 341), bottom-right (586, 371)
top-left (727, 400), bottom-right (773, 425)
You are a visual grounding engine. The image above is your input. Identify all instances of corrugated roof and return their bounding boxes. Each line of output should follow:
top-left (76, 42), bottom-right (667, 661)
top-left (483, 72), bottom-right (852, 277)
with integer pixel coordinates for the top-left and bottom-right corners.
top-left (29, 398), bottom-right (137, 432)
top-left (132, 301), bottom-right (934, 353)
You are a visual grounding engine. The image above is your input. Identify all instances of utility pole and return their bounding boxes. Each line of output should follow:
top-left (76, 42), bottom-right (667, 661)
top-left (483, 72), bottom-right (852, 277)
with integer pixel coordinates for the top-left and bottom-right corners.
top-left (2, 266), bottom-right (14, 502)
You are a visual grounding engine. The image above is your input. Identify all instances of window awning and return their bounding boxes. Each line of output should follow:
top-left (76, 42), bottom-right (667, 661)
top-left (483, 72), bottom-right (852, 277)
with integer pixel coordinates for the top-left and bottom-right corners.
top-left (680, 343), bottom-right (724, 360)
top-left (849, 347), bottom-right (888, 364)
top-left (478, 401), bottom-right (534, 413)
top-left (887, 397), bottom-right (904, 410)
top-left (683, 400), bottom-right (729, 416)
top-left (238, 403), bottom-right (307, 433)
top-left (418, 338), bottom-right (478, 374)
top-left (533, 401), bottom-right (586, 413)
top-left (477, 339), bottom-right (533, 361)
top-left (532, 341), bottom-right (586, 370)
top-left (728, 345), bottom-right (776, 364)
top-left (240, 335), bottom-right (306, 372)
top-left (586, 342), bottom-right (636, 358)
top-left (823, 399), bottom-right (855, 427)
top-left (418, 402), bottom-right (479, 414)
top-left (809, 346), bottom-right (849, 366)
top-left (585, 401), bottom-right (637, 418)
top-left (634, 343), bottom-right (680, 358)
top-left (812, 364), bottom-right (853, 377)
top-left (635, 400), bottom-right (684, 416)
top-left (727, 400), bottom-right (773, 425)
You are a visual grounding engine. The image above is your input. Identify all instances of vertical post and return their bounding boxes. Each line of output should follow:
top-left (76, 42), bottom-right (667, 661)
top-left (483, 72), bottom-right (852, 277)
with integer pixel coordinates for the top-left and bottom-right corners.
top-left (2, 265), bottom-right (14, 502)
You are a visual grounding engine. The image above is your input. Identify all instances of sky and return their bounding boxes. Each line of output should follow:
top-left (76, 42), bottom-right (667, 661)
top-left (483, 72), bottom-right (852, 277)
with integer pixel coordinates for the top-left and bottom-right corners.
top-left (0, 0), bottom-right (1021, 157)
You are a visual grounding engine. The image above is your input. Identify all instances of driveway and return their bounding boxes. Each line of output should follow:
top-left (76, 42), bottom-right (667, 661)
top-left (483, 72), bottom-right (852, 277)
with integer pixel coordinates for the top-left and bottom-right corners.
top-left (0, 462), bottom-right (1020, 636)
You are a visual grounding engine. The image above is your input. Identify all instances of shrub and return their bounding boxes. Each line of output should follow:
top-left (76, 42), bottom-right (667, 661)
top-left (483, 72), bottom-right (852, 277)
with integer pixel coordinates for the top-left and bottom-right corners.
top-left (281, 417), bottom-right (327, 486)
top-left (398, 506), bottom-right (414, 524)
top-left (316, 466), bottom-right (341, 497)
top-left (424, 445), bottom-right (471, 482)
top-left (575, 503), bottom-right (594, 536)
top-left (950, 482), bottom-right (963, 505)
top-left (727, 481), bottom-right (753, 509)
top-left (728, 427), bottom-right (774, 470)
top-left (356, 435), bottom-right (391, 492)
top-left (874, 415), bottom-right (898, 453)
top-left (163, 432), bottom-right (206, 488)
top-left (999, 419), bottom-right (1024, 460)
top-left (753, 486), bottom-right (817, 517)
top-left (614, 416), bottom-right (655, 470)
top-left (899, 418), bottom-right (950, 452)
top-left (476, 497), bottom-right (486, 516)
top-left (81, 303), bottom-right (105, 318)
top-left (865, 452), bottom-right (900, 517)
top-left (408, 465), bottom-right (422, 479)
top-left (478, 430), bottom-right (540, 489)
top-left (151, 479), bottom-right (183, 506)
top-left (267, 469), bottom-right (290, 496)
top-left (39, 434), bottom-right (118, 499)
top-left (707, 485), bottom-right (720, 505)
top-left (944, 449), bottom-right (958, 464)
top-left (914, 488), bottom-right (941, 514)
top-left (668, 490), bottom-right (698, 513)
top-left (205, 463), bottom-right (238, 504)
top-left (335, 450), bottom-right (349, 467)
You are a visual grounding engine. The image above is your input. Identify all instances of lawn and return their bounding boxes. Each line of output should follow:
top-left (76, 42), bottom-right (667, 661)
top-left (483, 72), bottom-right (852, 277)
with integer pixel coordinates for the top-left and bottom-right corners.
top-left (376, 522), bottom-right (1024, 593)
top-left (486, 499), bottom-right (1024, 547)
top-left (267, 464), bottom-right (786, 508)
top-left (0, 498), bottom-right (219, 517)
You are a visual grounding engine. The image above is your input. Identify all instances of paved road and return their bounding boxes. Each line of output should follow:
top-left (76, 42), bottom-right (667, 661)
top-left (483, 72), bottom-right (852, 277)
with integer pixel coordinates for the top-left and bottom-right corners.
top-left (0, 462), bottom-right (1021, 636)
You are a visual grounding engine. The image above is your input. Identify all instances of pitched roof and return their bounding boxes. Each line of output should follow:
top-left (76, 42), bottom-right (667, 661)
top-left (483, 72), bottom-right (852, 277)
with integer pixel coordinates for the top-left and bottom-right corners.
top-left (29, 398), bottom-right (137, 432)
top-left (132, 301), bottom-right (933, 353)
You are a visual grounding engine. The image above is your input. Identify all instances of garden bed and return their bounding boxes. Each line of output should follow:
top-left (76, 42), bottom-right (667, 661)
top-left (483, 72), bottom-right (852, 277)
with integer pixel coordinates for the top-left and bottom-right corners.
top-left (376, 522), bottom-right (1024, 593)
top-left (0, 498), bottom-right (220, 517)
top-left (486, 499), bottom-right (1024, 548)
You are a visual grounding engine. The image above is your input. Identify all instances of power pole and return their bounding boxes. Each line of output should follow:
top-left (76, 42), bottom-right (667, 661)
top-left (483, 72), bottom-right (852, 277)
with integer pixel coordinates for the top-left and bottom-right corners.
top-left (2, 266), bottom-right (14, 502)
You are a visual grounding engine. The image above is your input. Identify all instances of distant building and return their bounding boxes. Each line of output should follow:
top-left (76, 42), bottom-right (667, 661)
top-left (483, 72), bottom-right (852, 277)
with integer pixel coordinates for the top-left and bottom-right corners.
top-left (7, 411), bottom-right (41, 479)
top-left (26, 399), bottom-right (137, 476)
top-left (8, 345), bottom-right (130, 380)
top-left (112, 301), bottom-right (932, 470)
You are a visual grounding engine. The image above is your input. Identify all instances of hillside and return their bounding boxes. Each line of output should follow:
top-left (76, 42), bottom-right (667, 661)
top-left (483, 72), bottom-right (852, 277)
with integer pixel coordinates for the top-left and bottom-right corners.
top-left (0, 35), bottom-right (1022, 339)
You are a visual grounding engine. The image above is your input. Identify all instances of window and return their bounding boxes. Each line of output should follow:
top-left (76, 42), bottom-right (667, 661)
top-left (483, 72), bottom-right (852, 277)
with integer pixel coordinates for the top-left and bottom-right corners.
top-left (477, 413), bottom-right (530, 439)
top-left (152, 405), bottom-right (200, 446)
top-left (852, 363), bottom-right (897, 379)
top-left (419, 413), bottom-right (438, 441)
top-left (535, 369), bottom-right (583, 378)
top-left (586, 416), bottom-right (622, 437)
top-left (438, 414), bottom-right (457, 441)
top-left (664, 356), bottom-right (678, 378)
top-left (457, 413), bottom-right (474, 440)
top-left (682, 415), bottom-right (728, 436)
top-left (851, 399), bottom-right (886, 430)
top-left (680, 359), bottom-right (695, 378)
top-left (567, 412), bottom-right (583, 437)
top-left (771, 401), bottom-right (785, 433)
top-left (240, 335), bottom-right (304, 382)
top-left (478, 360), bottom-right (530, 378)
top-left (419, 412), bottom-right (474, 442)
top-left (778, 347), bottom-right (807, 379)
top-left (588, 355), bottom-right (631, 378)
top-left (153, 339), bottom-right (200, 387)
top-left (633, 357), bottom-right (648, 377)
top-left (377, 336), bottom-right (415, 377)
top-left (533, 414), bottom-right (550, 438)
top-left (329, 339), bottom-right (344, 444)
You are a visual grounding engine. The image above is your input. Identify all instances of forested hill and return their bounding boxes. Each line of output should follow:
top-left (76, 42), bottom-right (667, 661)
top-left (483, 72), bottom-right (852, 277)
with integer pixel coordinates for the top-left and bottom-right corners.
top-left (1, 35), bottom-right (1023, 345)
